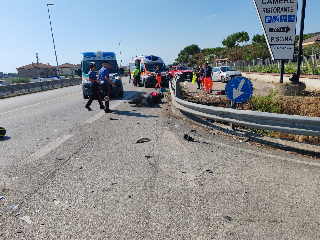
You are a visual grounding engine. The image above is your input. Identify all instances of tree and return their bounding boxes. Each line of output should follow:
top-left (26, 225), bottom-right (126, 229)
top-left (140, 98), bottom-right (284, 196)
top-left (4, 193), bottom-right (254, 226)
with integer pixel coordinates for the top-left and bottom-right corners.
top-left (175, 44), bottom-right (201, 64)
top-left (252, 34), bottom-right (266, 44)
top-left (295, 34), bottom-right (312, 42)
top-left (222, 31), bottom-right (250, 48)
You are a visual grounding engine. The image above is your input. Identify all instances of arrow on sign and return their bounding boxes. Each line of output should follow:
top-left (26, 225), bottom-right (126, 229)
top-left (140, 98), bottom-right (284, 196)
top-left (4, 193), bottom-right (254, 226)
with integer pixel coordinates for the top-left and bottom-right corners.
top-left (233, 79), bottom-right (245, 99)
top-left (269, 26), bottom-right (291, 33)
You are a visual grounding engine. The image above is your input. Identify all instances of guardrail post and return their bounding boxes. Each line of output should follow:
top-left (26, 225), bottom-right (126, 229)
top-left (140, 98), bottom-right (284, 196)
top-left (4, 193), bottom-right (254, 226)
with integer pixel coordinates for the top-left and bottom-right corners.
top-left (175, 75), bottom-right (182, 99)
top-left (229, 101), bottom-right (236, 131)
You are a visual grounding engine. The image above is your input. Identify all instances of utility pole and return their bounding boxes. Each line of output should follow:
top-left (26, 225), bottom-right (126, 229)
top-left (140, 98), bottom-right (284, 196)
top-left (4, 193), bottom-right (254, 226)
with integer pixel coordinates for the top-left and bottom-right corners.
top-left (36, 53), bottom-right (40, 80)
top-left (47, 4), bottom-right (60, 78)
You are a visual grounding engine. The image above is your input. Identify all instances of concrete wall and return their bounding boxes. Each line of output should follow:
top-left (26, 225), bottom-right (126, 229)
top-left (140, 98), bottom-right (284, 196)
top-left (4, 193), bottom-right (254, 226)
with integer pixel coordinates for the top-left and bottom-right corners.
top-left (241, 72), bottom-right (320, 90)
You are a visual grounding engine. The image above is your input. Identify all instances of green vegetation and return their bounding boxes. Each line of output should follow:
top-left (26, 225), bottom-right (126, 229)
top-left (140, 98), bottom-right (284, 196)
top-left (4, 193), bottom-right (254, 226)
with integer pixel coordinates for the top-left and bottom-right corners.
top-left (11, 78), bottom-right (31, 84)
top-left (249, 90), bottom-right (282, 114)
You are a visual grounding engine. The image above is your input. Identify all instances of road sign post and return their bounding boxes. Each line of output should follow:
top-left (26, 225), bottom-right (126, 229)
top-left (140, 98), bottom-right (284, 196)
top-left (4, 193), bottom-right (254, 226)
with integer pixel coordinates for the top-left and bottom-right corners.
top-left (253, 0), bottom-right (298, 83)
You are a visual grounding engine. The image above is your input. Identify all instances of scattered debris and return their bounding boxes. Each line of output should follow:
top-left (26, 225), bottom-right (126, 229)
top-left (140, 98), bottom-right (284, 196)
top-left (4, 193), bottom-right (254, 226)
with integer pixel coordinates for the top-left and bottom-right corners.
top-left (15, 212), bottom-right (22, 217)
top-left (206, 170), bottom-right (213, 174)
top-left (136, 138), bottom-right (151, 144)
top-left (6, 204), bottom-right (19, 211)
top-left (184, 134), bottom-right (194, 142)
top-left (19, 216), bottom-right (33, 224)
top-left (224, 216), bottom-right (233, 221)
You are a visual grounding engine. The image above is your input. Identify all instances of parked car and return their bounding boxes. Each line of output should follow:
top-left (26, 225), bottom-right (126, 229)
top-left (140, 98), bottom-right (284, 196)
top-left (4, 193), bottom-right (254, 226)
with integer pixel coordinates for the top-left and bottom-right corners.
top-left (212, 66), bottom-right (242, 83)
top-left (169, 65), bottom-right (193, 80)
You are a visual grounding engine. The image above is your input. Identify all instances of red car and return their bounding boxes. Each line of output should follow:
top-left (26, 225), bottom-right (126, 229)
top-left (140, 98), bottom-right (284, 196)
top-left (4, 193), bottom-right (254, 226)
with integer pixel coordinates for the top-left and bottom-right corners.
top-left (169, 66), bottom-right (193, 80)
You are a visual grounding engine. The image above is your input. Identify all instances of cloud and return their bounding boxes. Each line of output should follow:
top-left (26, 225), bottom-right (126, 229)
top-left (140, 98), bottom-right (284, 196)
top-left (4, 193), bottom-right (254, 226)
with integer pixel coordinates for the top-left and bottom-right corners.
top-left (207, 14), bottom-right (217, 18)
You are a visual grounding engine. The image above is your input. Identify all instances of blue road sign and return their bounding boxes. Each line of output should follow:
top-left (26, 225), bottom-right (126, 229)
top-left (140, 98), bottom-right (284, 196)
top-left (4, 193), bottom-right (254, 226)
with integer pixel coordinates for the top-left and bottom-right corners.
top-left (225, 77), bottom-right (253, 103)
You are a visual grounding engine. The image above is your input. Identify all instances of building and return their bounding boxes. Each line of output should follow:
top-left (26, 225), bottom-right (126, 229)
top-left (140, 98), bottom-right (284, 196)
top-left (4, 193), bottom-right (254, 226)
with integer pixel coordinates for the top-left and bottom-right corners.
top-left (17, 63), bottom-right (57, 79)
top-left (59, 63), bottom-right (81, 76)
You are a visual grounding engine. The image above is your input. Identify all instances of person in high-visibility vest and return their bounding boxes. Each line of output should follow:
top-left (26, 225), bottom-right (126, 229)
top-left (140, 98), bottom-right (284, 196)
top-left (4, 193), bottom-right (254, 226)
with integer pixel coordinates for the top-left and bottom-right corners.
top-left (154, 66), bottom-right (162, 89)
top-left (133, 66), bottom-right (140, 86)
top-left (203, 63), bottom-right (213, 94)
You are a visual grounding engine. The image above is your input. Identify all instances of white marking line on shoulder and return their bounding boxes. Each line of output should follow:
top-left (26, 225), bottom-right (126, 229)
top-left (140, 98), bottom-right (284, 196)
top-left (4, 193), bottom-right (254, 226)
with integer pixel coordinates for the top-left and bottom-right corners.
top-left (83, 92), bottom-right (138, 125)
top-left (25, 134), bottom-right (73, 163)
top-left (0, 92), bottom-right (81, 115)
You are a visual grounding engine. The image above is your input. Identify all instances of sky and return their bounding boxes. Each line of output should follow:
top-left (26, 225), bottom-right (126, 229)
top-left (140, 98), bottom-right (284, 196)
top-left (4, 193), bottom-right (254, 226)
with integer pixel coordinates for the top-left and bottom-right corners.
top-left (0, 0), bottom-right (319, 73)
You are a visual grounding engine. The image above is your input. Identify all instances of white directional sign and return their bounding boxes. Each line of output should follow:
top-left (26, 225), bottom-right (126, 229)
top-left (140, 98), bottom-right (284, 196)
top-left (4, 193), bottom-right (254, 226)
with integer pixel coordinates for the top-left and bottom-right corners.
top-left (253, 0), bottom-right (298, 60)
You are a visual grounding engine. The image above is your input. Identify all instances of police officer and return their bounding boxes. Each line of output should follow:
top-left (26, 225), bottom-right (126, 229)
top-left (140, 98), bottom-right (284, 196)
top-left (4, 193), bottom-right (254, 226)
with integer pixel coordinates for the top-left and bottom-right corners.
top-left (85, 62), bottom-right (104, 111)
top-left (98, 60), bottom-right (116, 113)
top-left (133, 66), bottom-right (140, 86)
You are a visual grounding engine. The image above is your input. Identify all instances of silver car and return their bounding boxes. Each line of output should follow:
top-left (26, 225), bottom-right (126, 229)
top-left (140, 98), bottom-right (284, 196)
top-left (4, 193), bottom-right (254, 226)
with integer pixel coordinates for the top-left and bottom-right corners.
top-left (212, 66), bottom-right (242, 83)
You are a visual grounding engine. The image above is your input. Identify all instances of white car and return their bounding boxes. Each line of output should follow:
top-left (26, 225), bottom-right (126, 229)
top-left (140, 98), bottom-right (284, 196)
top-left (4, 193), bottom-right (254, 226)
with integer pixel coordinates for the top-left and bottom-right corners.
top-left (212, 66), bottom-right (242, 83)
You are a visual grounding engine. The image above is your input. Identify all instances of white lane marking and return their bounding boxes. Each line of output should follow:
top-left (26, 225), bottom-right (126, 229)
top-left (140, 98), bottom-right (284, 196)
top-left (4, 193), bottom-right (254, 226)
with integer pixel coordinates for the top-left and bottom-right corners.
top-left (25, 134), bottom-right (73, 163)
top-left (83, 92), bottom-right (138, 125)
top-left (9, 90), bottom-right (138, 165)
top-left (0, 92), bottom-right (81, 115)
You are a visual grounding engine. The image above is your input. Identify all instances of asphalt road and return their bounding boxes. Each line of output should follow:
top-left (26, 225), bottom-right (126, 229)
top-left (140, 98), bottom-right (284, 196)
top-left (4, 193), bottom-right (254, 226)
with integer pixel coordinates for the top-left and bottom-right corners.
top-left (1, 77), bottom-right (320, 239)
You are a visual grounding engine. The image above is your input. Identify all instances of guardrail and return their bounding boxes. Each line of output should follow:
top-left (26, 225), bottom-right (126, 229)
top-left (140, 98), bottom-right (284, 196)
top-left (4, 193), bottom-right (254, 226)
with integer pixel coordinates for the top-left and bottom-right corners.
top-left (170, 75), bottom-right (320, 137)
top-left (0, 78), bottom-right (82, 98)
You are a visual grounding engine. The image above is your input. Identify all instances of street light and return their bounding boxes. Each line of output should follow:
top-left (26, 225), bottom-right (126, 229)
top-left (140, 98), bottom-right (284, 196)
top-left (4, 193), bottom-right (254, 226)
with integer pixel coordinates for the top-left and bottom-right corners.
top-left (47, 3), bottom-right (60, 78)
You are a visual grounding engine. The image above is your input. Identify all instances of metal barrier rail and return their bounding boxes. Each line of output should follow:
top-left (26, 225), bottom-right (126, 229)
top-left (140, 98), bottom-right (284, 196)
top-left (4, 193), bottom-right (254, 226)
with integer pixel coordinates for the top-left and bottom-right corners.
top-left (170, 76), bottom-right (320, 137)
top-left (0, 78), bottom-right (81, 97)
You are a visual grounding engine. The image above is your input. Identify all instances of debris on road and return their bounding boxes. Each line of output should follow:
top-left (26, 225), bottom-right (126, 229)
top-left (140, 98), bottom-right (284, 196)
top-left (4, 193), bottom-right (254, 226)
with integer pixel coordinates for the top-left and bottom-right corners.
top-left (15, 212), bottom-right (22, 217)
top-left (109, 118), bottom-right (119, 120)
top-left (181, 171), bottom-right (187, 174)
top-left (16, 228), bottom-right (23, 234)
top-left (19, 216), bottom-right (33, 224)
top-left (145, 156), bottom-right (152, 159)
top-left (53, 199), bottom-right (60, 206)
top-left (6, 204), bottom-right (19, 211)
top-left (206, 170), bottom-right (213, 174)
top-left (136, 138), bottom-right (151, 144)
top-left (184, 134), bottom-right (194, 142)
top-left (56, 157), bottom-right (62, 160)
top-left (224, 216), bottom-right (233, 221)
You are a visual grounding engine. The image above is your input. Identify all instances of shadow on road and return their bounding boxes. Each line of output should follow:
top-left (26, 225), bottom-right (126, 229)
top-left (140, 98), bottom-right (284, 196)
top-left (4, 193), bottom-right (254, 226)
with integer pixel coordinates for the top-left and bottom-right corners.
top-left (180, 110), bottom-right (320, 159)
top-left (112, 110), bottom-right (158, 119)
top-left (0, 136), bottom-right (11, 141)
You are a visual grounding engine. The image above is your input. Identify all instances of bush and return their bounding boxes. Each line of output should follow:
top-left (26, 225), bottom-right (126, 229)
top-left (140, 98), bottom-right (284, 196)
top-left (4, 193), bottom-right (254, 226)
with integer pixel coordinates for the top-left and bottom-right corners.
top-left (11, 78), bottom-right (31, 84)
top-left (249, 89), bottom-right (282, 113)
